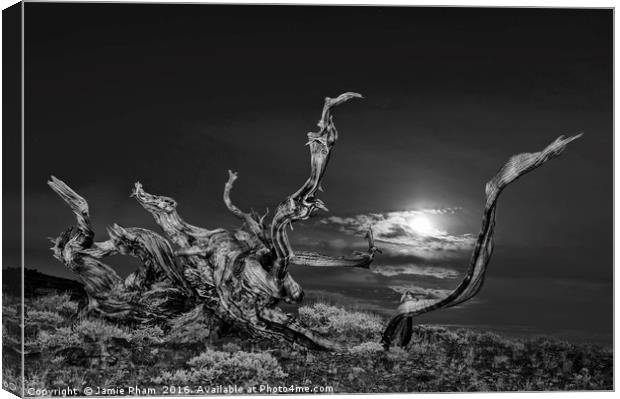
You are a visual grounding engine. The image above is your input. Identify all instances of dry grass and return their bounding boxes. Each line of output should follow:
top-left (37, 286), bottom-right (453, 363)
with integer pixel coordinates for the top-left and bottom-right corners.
top-left (1, 293), bottom-right (612, 395)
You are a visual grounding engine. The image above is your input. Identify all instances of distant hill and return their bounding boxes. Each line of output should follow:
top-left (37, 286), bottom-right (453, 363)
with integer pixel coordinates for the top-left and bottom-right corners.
top-left (2, 267), bottom-right (86, 300)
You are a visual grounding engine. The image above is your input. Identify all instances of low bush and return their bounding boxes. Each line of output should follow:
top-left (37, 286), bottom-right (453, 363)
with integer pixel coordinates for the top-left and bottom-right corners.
top-left (298, 302), bottom-right (383, 342)
top-left (4, 292), bottom-right (611, 394)
top-left (152, 348), bottom-right (287, 386)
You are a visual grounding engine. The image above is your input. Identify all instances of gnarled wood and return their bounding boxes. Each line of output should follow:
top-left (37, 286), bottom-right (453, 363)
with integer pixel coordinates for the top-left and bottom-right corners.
top-left (48, 178), bottom-right (196, 322)
top-left (381, 134), bottom-right (583, 348)
top-left (49, 93), bottom-right (581, 352)
top-left (269, 92), bottom-right (363, 280)
top-left (223, 170), bottom-right (271, 248)
top-left (291, 227), bottom-right (382, 268)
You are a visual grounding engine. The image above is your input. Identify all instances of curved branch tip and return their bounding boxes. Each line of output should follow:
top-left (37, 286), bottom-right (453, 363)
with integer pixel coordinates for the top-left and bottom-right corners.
top-left (227, 169), bottom-right (238, 183)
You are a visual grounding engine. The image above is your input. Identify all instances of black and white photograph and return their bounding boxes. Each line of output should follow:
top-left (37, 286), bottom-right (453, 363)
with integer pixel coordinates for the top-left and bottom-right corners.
top-left (1, 0), bottom-right (615, 395)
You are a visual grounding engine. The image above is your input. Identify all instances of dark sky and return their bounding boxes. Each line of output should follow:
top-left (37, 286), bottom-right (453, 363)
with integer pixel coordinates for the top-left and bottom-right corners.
top-left (13, 3), bottom-right (612, 344)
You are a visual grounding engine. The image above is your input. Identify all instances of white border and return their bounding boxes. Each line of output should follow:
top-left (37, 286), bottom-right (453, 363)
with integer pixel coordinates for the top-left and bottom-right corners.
top-left (0, 2), bottom-right (616, 399)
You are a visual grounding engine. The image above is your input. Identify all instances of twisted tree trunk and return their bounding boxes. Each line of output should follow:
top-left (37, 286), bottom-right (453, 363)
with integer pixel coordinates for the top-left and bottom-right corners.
top-left (49, 93), bottom-right (581, 351)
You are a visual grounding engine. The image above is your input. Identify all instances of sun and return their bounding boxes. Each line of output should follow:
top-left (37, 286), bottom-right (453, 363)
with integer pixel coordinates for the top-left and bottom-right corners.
top-left (408, 216), bottom-right (435, 236)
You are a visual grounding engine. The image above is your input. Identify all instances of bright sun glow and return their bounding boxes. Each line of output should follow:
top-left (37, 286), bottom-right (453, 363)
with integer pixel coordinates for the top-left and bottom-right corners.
top-left (409, 216), bottom-right (435, 236)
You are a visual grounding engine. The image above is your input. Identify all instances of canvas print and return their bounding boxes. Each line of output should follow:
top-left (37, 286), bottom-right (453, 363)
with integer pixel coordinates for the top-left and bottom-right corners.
top-left (2, 2), bottom-right (613, 396)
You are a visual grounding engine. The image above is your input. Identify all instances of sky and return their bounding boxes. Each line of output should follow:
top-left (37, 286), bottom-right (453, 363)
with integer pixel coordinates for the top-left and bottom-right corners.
top-left (8, 4), bottom-right (612, 344)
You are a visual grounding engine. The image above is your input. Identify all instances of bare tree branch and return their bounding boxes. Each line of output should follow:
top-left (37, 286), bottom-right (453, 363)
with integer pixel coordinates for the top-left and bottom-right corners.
top-left (382, 133), bottom-right (583, 347)
top-left (291, 228), bottom-right (381, 268)
top-left (269, 92), bottom-right (363, 279)
top-left (223, 170), bottom-right (270, 246)
top-left (48, 176), bottom-right (94, 245)
top-left (49, 177), bottom-right (197, 322)
top-left (258, 307), bottom-right (344, 351)
top-left (132, 182), bottom-right (226, 248)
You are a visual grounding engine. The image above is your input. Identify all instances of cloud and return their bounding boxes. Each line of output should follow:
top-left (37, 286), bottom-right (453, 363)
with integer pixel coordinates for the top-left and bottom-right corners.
top-left (388, 284), bottom-right (485, 309)
top-left (370, 263), bottom-right (459, 279)
top-left (388, 285), bottom-right (452, 300)
top-left (319, 209), bottom-right (475, 256)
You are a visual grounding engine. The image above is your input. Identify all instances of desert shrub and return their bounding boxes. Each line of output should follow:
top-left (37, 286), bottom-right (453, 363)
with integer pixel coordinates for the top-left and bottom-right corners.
top-left (408, 340), bottom-right (436, 358)
top-left (164, 320), bottom-right (211, 346)
top-left (123, 325), bottom-right (165, 365)
top-left (349, 341), bottom-right (384, 355)
top-left (30, 293), bottom-right (79, 317)
top-left (73, 319), bottom-right (130, 343)
top-left (45, 366), bottom-right (88, 391)
top-left (298, 302), bottom-right (383, 342)
top-left (386, 346), bottom-right (409, 361)
top-left (17, 293), bottom-right (612, 393)
top-left (2, 294), bottom-right (22, 349)
top-left (221, 342), bottom-right (242, 353)
top-left (152, 348), bottom-right (287, 387)
top-left (129, 325), bottom-right (165, 345)
top-left (164, 306), bottom-right (214, 347)
top-left (26, 310), bottom-right (64, 330)
top-left (24, 294), bottom-right (80, 350)
top-left (36, 327), bottom-right (82, 349)
top-left (2, 293), bottom-right (21, 318)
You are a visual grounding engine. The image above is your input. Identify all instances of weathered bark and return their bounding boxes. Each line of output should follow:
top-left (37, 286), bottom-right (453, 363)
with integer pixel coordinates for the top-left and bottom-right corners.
top-left (49, 93), bottom-right (581, 352)
top-left (292, 227), bottom-right (381, 268)
top-left (381, 133), bottom-right (583, 347)
top-left (269, 92), bottom-right (363, 281)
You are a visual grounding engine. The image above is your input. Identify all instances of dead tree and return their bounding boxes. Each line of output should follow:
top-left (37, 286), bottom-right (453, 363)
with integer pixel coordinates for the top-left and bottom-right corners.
top-left (49, 93), bottom-right (581, 351)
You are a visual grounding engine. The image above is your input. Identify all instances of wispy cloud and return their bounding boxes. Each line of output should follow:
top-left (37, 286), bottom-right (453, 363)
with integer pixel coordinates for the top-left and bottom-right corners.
top-left (388, 285), bottom-right (452, 300)
top-left (388, 285), bottom-right (481, 309)
top-left (370, 263), bottom-right (460, 279)
top-left (319, 209), bottom-right (475, 255)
